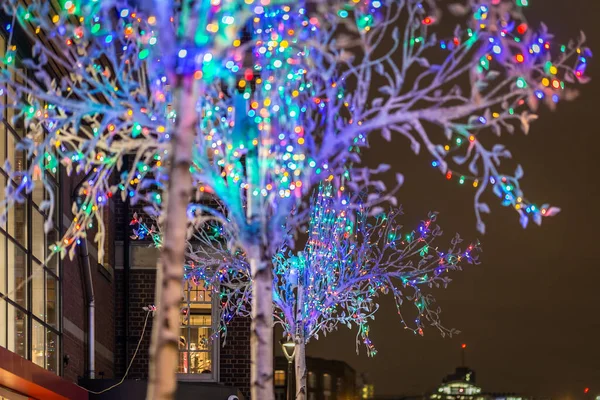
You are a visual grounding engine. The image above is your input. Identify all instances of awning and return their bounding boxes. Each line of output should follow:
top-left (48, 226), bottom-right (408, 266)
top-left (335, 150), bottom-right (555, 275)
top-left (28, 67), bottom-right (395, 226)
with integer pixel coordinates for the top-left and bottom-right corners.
top-left (0, 346), bottom-right (88, 400)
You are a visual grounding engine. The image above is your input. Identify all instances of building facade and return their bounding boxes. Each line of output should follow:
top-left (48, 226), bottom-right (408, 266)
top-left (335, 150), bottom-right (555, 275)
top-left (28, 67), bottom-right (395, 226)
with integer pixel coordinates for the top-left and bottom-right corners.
top-left (105, 192), bottom-right (251, 399)
top-left (428, 366), bottom-right (532, 400)
top-left (274, 356), bottom-right (358, 400)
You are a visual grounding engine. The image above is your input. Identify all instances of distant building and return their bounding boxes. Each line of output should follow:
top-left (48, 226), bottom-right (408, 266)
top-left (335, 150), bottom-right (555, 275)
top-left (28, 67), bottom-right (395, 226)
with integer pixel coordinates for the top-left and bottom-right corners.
top-left (429, 365), bottom-right (531, 400)
top-left (374, 363), bottom-right (532, 400)
top-left (358, 373), bottom-right (375, 399)
top-left (274, 356), bottom-right (358, 400)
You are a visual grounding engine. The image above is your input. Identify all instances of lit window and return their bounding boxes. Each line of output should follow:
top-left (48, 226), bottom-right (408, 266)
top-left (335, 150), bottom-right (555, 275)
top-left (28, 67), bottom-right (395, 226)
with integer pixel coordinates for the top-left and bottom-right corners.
top-left (323, 373), bottom-right (332, 390)
top-left (274, 370), bottom-right (286, 386)
top-left (308, 371), bottom-right (316, 388)
top-left (178, 280), bottom-right (215, 377)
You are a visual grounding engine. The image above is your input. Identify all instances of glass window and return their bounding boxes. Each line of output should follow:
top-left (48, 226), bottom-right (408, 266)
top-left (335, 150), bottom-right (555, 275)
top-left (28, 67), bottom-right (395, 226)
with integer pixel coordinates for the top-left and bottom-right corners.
top-left (6, 304), bottom-right (26, 358)
top-left (308, 371), bottom-right (316, 389)
top-left (46, 274), bottom-right (58, 328)
top-left (46, 229), bottom-right (59, 276)
top-left (0, 174), bottom-right (6, 232)
top-left (32, 319), bottom-right (45, 368)
top-left (323, 373), bottom-right (332, 399)
top-left (7, 198), bottom-right (27, 249)
top-left (46, 329), bottom-right (59, 373)
top-left (7, 241), bottom-right (27, 308)
top-left (0, 31), bottom-right (61, 376)
top-left (32, 210), bottom-right (45, 262)
top-left (178, 281), bottom-right (215, 377)
top-left (0, 301), bottom-right (5, 348)
top-left (323, 373), bottom-right (332, 390)
top-left (274, 370), bottom-right (286, 387)
top-left (0, 229), bottom-right (5, 294)
top-left (32, 265), bottom-right (44, 320)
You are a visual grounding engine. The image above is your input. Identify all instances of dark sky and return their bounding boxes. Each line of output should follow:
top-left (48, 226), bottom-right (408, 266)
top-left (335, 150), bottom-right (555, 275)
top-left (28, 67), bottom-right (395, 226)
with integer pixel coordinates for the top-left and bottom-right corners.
top-left (278, 1), bottom-right (600, 399)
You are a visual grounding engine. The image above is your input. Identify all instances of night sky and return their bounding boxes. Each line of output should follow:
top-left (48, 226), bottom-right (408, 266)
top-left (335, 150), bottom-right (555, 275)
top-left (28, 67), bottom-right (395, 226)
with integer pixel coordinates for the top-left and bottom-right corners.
top-left (279, 1), bottom-right (600, 398)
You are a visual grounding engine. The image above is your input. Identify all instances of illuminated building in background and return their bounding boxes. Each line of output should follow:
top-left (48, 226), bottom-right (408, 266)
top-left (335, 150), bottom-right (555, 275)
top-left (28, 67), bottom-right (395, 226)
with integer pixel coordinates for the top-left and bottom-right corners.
top-left (430, 366), bottom-right (483, 400)
top-left (428, 365), bottom-right (531, 400)
top-left (274, 356), bottom-right (357, 400)
top-left (362, 383), bottom-right (375, 399)
top-left (359, 373), bottom-right (375, 399)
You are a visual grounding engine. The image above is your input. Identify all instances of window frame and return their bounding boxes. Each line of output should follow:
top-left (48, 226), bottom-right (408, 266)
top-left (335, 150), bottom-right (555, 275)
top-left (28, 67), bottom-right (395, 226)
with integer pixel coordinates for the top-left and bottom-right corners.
top-left (0, 31), bottom-right (62, 375)
top-left (176, 280), bottom-right (220, 382)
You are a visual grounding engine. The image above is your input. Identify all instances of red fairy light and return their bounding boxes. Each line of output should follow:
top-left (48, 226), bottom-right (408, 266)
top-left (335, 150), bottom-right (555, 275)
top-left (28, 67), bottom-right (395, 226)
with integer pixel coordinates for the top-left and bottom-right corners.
top-left (422, 17), bottom-right (434, 25)
top-left (517, 23), bottom-right (528, 35)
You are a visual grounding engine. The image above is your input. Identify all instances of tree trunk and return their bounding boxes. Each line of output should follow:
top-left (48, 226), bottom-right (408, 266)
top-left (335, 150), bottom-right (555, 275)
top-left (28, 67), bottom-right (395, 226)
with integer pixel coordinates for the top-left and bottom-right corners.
top-left (147, 75), bottom-right (197, 400)
top-left (294, 278), bottom-right (306, 400)
top-left (248, 244), bottom-right (274, 400)
top-left (294, 340), bottom-right (306, 400)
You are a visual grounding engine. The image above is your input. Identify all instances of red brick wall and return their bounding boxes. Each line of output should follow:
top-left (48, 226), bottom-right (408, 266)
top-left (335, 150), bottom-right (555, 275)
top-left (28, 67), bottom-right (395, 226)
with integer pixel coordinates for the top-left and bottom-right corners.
top-left (114, 268), bottom-right (156, 378)
top-left (220, 317), bottom-right (251, 400)
top-left (61, 169), bottom-right (116, 382)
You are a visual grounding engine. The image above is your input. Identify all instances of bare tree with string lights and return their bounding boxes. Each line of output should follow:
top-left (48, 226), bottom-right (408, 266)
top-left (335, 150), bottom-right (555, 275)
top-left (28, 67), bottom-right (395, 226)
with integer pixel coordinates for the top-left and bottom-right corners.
top-left (0, 0), bottom-right (589, 398)
top-left (132, 183), bottom-right (480, 400)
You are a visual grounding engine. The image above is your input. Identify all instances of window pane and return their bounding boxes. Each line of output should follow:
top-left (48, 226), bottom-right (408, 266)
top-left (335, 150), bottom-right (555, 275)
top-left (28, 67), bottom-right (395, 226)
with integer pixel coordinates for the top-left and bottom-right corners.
top-left (32, 263), bottom-right (44, 320)
top-left (323, 373), bottom-right (332, 390)
top-left (9, 71), bottom-right (24, 138)
top-left (0, 234), bottom-right (5, 294)
top-left (0, 300), bottom-right (6, 347)
top-left (46, 229), bottom-right (59, 276)
top-left (51, 184), bottom-right (59, 228)
top-left (32, 182), bottom-right (44, 208)
top-left (179, 281), bottom-right (213, 375)
top-left (178, 351), bottom-right (189, 374)
top-left (274, 370), bottom-right (286, 386)
top-left (46, 329), bottom-right (58, 374)
top-left (32, 319), bottom-right (44, 368)
top-left (7, 131), bottom-right (25, 176)
top-left (32, 210), bottom-right (45, 262)
top-left (188, 351), bottom-right (211, 374)
top-left (6, 304), bottom-right (26, 358)
top-left (179, 326), bottom-right (188, 350)
top-left (0, 175), bottom-right (6, 231)
top-left (308, 371), bottom-right (316, 388)
top-left (7, 241), bottom-right (27, 308)
top-left (7, 199), bottom-right (27, 247)
top-left (46, 273), bottom-right (58, 328)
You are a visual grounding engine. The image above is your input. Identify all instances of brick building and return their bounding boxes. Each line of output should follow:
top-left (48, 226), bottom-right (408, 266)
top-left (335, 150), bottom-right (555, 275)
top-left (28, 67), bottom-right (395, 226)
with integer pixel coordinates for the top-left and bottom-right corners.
top-left (98, 191), bottom-right (251, 399)
top-left (274, 356), bottom-right (358, 400)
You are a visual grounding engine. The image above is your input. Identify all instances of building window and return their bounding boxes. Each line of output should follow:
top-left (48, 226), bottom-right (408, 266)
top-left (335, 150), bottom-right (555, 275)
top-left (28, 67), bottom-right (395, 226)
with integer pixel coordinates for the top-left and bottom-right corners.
top-left (0, 33), bottom-right (61, 375)
top-left (178, 280), bottom-right (217, 379)
top-left (308, 371), bottom-right (316, 389)
top-left (274, 370), bottom-right (286, 387)
top-left (323, 373), bottom-right (332, 390)
top-left (323, 373), bottom-right (332, 399)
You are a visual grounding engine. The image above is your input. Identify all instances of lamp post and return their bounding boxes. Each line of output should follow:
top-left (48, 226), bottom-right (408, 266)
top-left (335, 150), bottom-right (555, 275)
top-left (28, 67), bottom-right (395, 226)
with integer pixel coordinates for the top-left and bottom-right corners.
top-left (281, 339), bottom-right (296, 400)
